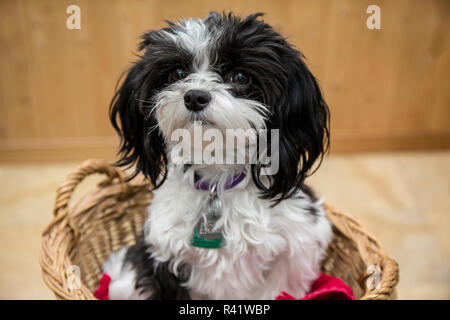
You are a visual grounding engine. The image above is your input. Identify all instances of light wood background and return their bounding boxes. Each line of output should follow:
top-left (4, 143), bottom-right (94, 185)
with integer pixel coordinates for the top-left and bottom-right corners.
top-left (0, 0), bottom-right (449, 162)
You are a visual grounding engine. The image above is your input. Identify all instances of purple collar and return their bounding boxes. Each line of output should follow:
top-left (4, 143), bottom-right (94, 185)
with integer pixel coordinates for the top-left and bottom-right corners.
top-left (194, 172), bottom-right (246, 191)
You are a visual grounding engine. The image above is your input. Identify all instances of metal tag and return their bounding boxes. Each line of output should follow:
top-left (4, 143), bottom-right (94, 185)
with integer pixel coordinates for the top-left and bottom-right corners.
top-left (191, 186), bottom-right (225, 249)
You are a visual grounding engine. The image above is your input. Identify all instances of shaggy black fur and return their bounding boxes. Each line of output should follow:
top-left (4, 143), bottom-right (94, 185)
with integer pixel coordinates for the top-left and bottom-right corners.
top-left (124, 233), bottom-right (191, 300)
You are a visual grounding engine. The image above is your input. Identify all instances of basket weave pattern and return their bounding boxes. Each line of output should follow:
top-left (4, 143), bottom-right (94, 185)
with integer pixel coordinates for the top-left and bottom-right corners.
top-left (40, 159), bottom-right (399, 300)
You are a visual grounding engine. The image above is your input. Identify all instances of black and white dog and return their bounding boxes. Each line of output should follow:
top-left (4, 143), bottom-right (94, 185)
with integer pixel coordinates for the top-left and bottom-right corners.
top-left (104, 12), bottom-right (332, 300)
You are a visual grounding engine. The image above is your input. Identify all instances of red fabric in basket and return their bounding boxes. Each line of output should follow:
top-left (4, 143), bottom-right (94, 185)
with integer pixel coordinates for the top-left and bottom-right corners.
top-left (94, 272), bottom-right (353, 300)
top-left (94, 273), bottom-right (111, 300)
top-left (275, 273), bottom-right (354, 300)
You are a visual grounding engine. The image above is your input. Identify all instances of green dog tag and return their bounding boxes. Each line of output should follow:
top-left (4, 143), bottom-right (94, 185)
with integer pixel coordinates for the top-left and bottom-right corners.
top-left (191, 225), bottom-right (224, 249)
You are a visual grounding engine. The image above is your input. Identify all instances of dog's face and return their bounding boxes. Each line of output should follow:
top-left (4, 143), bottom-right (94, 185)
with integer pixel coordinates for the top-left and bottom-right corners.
top-left (111, 12), bottom-right (329, 202)
top-left (146, 16), bottom-right (269, 138)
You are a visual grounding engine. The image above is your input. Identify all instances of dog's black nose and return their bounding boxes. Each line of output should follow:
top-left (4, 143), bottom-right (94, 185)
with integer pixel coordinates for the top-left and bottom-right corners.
top-left (184, 90), bottom-right (211, 112)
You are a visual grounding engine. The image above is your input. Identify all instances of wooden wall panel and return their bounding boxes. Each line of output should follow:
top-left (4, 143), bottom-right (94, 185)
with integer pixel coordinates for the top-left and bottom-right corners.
top-left (0, 0), bottom-right (449, 162)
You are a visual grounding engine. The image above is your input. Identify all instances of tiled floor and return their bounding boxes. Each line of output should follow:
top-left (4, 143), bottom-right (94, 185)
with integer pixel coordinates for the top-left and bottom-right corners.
top-left (0, 152), bottom-right (449, 299)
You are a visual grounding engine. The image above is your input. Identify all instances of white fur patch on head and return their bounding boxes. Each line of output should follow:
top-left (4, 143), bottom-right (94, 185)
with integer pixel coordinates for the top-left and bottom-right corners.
top-left (171, 18), bottom-right (212, 71)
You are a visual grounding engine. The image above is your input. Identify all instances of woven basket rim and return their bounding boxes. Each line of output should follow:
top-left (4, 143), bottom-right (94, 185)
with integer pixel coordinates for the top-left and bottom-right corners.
top-left (40, 159), bottom-right (399, 300)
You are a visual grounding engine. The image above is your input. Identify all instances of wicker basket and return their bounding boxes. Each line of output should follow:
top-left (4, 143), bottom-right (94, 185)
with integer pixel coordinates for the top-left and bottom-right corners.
top-left (40, 159), bottom-right (399, 300)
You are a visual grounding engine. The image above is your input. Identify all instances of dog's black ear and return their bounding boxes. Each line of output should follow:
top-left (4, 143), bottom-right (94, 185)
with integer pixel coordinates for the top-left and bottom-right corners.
top-left (253, 51), bottom-right (330, 203)
top-left (109, 62), bottom-right (167, 187)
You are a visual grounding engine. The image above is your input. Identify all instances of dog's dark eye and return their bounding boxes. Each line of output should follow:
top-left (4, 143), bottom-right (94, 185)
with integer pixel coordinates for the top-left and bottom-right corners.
top-left (229, 71), bottom-right (249, 85)
top-left (171, 68), bottom-right (187, 81)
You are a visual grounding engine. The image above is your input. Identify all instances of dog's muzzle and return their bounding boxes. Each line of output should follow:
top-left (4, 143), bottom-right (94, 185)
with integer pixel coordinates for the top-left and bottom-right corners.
top-left (184, 89), bottom-right (211, 112)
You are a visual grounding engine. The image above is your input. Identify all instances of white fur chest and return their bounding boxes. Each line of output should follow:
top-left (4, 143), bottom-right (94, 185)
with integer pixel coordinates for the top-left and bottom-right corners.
top-left (144, 171), bottom-right (332, 299)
